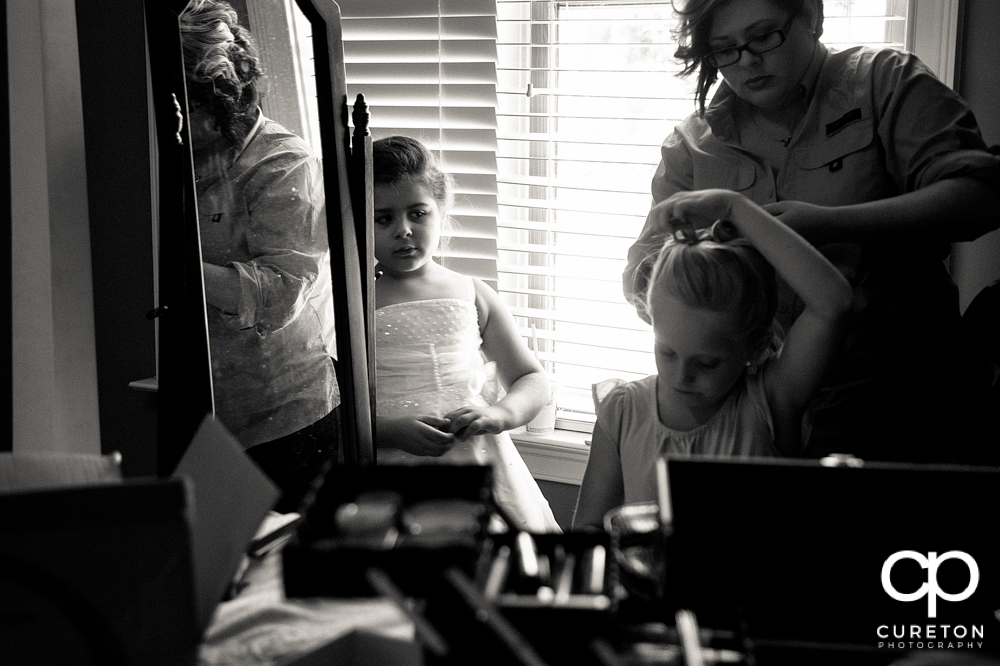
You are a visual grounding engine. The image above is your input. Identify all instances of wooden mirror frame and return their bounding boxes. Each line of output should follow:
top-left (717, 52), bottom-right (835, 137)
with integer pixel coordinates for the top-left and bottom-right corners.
top-left (144, 0), bottom-right (374, 475)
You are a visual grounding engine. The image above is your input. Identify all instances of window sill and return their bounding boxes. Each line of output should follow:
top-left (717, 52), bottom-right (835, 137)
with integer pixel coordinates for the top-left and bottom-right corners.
top-left (510, 428), bottom-right (591, 486)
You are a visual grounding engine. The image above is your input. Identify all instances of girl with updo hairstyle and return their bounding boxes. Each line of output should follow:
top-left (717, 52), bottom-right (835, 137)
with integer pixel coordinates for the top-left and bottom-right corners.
top-left (372, 135), bottom-right (455, 211)
top-left (179, 0), bottom-right (340, 514)
top-left (574, 188), bottom-right (852, 529)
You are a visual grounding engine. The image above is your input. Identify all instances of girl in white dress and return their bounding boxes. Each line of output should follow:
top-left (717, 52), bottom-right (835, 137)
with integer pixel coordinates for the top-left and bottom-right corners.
top-left (372, 136), bottom-right (560, 533)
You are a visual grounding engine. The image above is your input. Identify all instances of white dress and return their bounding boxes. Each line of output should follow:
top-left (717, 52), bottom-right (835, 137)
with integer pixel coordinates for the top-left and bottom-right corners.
top-left (375, 279), bottom-right (561, 533)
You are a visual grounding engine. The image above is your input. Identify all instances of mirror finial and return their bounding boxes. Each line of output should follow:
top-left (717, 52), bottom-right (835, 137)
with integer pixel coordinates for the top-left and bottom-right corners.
top-left (352, 93), bottom-right (370, 137)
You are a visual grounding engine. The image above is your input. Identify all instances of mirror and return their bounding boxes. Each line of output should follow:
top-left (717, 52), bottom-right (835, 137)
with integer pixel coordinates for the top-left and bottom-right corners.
top-left (187, 0), bottom-right (337, 458)
top-left (145, 0), bottom-right (373, 477)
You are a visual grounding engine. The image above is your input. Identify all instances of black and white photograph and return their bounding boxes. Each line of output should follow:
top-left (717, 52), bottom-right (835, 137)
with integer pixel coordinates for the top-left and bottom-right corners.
top-left (4, 0), bottom-right (999, 664)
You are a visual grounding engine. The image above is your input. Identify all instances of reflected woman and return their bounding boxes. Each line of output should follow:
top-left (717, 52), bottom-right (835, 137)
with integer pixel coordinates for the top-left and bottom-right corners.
top-left (180, 0), bottom-right (339, 512)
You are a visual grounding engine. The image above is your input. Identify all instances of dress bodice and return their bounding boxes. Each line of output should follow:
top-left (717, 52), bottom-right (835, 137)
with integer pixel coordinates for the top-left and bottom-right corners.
top-left (373, 291), bottom-right (562, 533)
top-left (375, 298), bottom-right (488, 419)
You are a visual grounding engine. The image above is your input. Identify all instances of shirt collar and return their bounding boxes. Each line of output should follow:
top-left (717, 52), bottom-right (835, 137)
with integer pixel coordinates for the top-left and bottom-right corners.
top-left (798, 41), bottom-right (827, 106)
top-left (233, 107), bottom-right (265, 164)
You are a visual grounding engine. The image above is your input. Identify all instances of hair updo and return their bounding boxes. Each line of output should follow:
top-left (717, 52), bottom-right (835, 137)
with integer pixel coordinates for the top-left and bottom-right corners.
top-left (372, 136), bottom-right (455, 213)
top-left (643, 229), bottom-right (782, 361)
top-left (179, 0), bottom-right (264, 146)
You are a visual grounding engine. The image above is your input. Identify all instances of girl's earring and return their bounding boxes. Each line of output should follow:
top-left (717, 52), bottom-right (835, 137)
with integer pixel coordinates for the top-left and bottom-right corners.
top-left (745, 361), bottom-right (758, 376)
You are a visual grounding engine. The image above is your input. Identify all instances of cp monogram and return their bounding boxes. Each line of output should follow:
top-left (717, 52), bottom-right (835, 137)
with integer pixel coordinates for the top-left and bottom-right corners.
top-left (881, 551), bottom-right (979, 618)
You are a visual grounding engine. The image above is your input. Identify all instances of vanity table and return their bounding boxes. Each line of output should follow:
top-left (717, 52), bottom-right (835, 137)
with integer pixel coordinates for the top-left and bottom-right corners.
top-left (199, 550), bottom-right (415, 666)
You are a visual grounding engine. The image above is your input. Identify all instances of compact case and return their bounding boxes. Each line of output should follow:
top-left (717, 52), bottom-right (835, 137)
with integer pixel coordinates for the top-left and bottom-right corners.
top-left (282, 464), bottom-right (497, 600)
top-left (477, 530), bottom-right (615, 666)
top-left (661, 455), bottom-right (1000, 665)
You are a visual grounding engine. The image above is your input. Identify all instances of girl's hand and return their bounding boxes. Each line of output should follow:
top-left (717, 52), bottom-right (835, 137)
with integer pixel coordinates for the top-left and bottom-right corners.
top-left (381, 415), bottom-right (456, 456)
top-left (650, 189), bottom-right (744, 238)
top-left (442, 405), bottom-right (509, 441)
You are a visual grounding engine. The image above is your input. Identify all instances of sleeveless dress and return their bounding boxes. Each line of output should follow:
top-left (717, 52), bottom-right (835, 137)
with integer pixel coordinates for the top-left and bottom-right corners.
top-left (375, 278), bottom-right (561, 533)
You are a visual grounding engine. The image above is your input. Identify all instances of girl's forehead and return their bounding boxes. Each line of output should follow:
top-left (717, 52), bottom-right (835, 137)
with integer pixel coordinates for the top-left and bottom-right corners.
top-left (650, 294), bottom-right (745, 351)
top-left (374, 178), bottom-right (436, 205)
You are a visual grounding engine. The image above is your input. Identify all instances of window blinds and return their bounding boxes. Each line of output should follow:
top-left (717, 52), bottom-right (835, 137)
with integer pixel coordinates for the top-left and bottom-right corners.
top-left (494, 0), bottom-right (680, 418)
top-left (338, 0), bottom-right (502, 288)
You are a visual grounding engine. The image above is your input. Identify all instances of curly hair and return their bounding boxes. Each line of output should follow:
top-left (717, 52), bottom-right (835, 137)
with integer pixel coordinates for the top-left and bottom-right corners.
top-left (179, 0), bottom-right (264, 146)
top-left (372, 136), bottom-right (455, 213)
top-left (644, 229), bottom-right (782, 362)
top-left (671, 0), bottom-right (823, 116)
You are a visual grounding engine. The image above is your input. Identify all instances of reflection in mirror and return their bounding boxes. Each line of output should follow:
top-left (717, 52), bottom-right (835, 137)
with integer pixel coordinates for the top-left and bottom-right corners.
top-left (179, 0), bottom-right (340, 513)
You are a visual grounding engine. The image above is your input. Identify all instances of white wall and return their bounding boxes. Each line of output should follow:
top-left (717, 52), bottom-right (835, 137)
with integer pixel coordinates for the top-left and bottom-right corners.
top-left (8, 0), bottom-right (100, 453)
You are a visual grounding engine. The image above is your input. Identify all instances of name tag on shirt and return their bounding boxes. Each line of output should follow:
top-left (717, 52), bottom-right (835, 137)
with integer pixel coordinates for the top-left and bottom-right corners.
top-left (826, 108), bottom-right (863, 137)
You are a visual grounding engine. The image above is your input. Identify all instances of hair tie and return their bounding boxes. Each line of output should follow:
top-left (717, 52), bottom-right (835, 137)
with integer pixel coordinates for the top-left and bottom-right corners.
top-left (671, 219), bottom-right (738, 245)
top-left (670, 218), bottom-right (699, 245)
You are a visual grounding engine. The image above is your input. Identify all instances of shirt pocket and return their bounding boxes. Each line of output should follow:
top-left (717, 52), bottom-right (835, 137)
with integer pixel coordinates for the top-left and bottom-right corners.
top-left (197, 205), bottom-right (231, 263)
top-left (693, 153), bottom-right (758, 193)
top-left (792, 117), bottom-right (889, 204)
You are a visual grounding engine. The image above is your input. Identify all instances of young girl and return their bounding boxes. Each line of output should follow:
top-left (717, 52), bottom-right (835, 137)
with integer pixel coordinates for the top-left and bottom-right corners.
top-left (372, 136), bottom-right (561, 533)
top-left (573, 188), bottom-right (853, 529)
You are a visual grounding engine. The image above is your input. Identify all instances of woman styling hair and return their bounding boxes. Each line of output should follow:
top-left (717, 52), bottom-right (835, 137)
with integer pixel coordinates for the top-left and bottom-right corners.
top-left (623, 0), bottom-right (1000, 464)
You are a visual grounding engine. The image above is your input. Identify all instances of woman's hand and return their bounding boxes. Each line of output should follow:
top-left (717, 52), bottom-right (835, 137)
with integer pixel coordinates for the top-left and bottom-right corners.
top-left (379, 415), bottom-right (456, 456)
top-left (442, 405), bottom-right (511, 441)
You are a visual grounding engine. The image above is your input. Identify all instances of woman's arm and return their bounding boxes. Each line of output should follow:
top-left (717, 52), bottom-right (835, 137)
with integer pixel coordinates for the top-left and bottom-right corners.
top-left (215, 147), bottom-right (329, 331)
top-left (572, 421), bottom-right (624, 530)
top-left (772, 51), bottom-right (1000, 245)
top-left (202, 262), bottom-right (242, 313)
top-left (445, 279), bottom-right (549, 439)
top-left (765, 177), bottom-right (1000, 246)
top-left (656, 189), bottom-right (854, 453)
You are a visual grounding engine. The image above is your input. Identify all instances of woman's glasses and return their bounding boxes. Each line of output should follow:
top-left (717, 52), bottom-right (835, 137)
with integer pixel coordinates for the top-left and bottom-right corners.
top-left (705, 15), bottom-right (796, 68)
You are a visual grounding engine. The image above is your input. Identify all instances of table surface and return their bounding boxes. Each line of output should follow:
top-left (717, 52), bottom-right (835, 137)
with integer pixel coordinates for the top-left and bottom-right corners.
top-left (198, 550), bottom-right (415, 666)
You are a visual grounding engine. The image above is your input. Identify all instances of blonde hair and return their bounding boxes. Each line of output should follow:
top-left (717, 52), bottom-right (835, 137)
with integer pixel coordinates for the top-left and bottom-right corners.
top-left (644, 229), bottom-right (782, 361)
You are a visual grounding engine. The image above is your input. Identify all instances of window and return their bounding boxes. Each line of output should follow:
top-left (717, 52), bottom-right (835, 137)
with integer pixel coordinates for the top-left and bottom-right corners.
top-left (337, 0), bottom-right (958, 436)
top-left (494, 0), bottom-right (915, 431)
